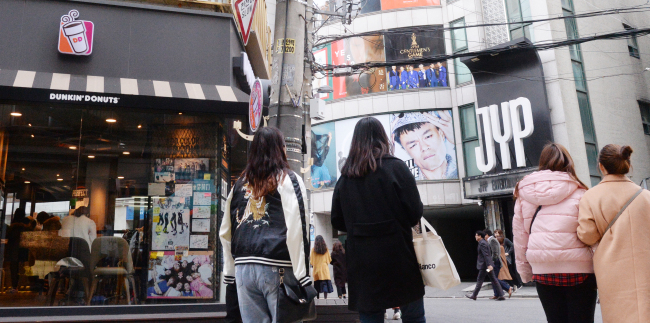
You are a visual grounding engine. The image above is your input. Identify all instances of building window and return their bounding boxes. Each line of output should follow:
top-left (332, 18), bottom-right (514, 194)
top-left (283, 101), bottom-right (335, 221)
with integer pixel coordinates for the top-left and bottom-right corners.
top-left (451, 18), bottom-right (472, 85)
top-left (640, 101), bottom-right (650, 135)
top-left (459, 104), bottom-right (481, 177)
top-left (504, 0), bottom-right (531, 40)
top-left (624, 24), bottom-right (640, 58)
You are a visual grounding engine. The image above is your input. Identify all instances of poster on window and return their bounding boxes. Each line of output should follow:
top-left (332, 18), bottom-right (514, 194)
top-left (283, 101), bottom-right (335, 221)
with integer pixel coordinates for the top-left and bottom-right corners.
top-left (152, 197), bottom-right (191, 250)
top-left (313, 45), bottom-right (333, 101)
top-left (311, 122), bottom-right (337, 190)
top-left (389, 110), bottom-right (458, 180)
top-left (384, 29), bottom-right (448, 90)
top-left (333, 116), bottom-right (391, 179)
top-left (174, 158), bottom-right (209, 182)
top-left (330, 35), bottom-right (387, 99)
top-left (147, 251), bottom-right (214, 299)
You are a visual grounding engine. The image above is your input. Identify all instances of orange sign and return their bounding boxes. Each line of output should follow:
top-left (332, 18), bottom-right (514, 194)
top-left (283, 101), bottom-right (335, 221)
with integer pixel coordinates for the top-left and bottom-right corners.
top-left (380, 0), bottom-right (440, 10)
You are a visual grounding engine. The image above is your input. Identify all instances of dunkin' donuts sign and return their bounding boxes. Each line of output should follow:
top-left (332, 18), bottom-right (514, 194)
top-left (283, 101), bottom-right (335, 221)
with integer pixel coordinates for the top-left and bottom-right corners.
top-left (58, 10), bottom-right (94, 56)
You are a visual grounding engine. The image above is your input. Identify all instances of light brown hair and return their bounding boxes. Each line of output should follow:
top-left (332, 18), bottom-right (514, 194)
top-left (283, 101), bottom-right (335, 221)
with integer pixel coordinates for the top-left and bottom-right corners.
top-left (514, 143), bottom-right (587, 199)
top-left (599, 144), bottom-right (633, 175)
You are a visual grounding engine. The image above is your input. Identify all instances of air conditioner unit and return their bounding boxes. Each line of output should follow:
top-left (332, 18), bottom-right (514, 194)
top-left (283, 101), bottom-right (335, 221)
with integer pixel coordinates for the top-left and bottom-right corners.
top-left (310, 98), bottom-right (325, 120)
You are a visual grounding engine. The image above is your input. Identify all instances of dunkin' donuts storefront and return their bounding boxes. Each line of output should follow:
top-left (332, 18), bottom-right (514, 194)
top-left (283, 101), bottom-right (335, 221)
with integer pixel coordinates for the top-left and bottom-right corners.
top-left (461, 39), bottom-right (554, 238)
top-left (0, 0), bottom-right (251, 320)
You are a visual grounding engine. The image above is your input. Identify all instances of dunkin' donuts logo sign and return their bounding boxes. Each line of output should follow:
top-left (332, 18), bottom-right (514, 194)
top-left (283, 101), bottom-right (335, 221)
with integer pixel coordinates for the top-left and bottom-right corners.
top-left (58, 10), bottom-right (94, 56)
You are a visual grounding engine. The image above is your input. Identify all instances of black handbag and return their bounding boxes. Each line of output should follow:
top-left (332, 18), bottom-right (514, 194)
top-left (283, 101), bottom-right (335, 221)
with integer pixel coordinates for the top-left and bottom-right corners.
top-left (276, 268), bottom-right (317, 323)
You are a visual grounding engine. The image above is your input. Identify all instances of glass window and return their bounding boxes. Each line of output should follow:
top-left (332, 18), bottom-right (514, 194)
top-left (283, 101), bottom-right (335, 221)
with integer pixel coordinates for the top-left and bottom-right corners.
top-left (505, 0), bottom-right (531, 40)
top-left (585, 143), bottom-right (600, 177)
top-left (639, 101), bottom-right (650, 135)
top-left (454, 58), bottom-right (473, 85)
top-left (577, 92), bottom-right (596, 144)
top-left (624, 24), bottom-right (640, 58)
top-left (459, 104), bottom-right (481, 177)
top-left (572, 61), bottom-right (587, 92)
top-left (561, 0), bottom-right (573, 11)
top-left (450, 18), bottom-right (468, 52)
top-left (0, 102), bottom-right (236, 307)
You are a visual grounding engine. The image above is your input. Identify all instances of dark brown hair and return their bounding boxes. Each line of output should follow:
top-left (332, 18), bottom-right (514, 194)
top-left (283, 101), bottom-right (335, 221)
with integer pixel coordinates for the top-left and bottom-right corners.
top-left (341, 117), bottom-right (393, 177)
top-left (314, 235), bottom-right (327, 255)
top-left (332, 240), bottom-right (345, 255)
top-left (599, 144), bottom-right (633, 175)
top-left (241, 127), bottom-right (290, 198)
top-left (514, 143), bottom-right (587, 199)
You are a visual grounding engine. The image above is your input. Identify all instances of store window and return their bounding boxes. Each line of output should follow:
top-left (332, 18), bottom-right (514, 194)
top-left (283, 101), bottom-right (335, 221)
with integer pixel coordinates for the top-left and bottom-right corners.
top-left (0, 103), bottom-right (232, 307)
top-left (624, 24), bottom-right (640, 58)
top-left (639, 101), bottom-right (650, 135)
top-left (459, 104), bottom-right (481, 177)
top-left (451, 18), bottom-right (472, 85)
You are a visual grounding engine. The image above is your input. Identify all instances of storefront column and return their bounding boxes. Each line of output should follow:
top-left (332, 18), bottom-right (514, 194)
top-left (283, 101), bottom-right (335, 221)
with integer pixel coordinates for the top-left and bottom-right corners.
top-left (483, 199), bottom-right (505, 231)
top-left (313, 212), bottom-right (333, 249)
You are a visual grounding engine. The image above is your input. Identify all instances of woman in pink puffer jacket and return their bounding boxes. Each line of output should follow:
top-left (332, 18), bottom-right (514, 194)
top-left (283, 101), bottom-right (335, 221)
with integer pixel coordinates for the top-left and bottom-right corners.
top-left (512, 143), bottom-right (596, 323)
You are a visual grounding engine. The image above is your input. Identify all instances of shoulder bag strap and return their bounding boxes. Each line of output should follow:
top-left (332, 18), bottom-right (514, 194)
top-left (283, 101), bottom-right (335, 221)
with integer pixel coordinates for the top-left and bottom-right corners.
top-left (529, 206), bottom-right (542, 234)
top-left (602, 188), bottom-right (644, 238)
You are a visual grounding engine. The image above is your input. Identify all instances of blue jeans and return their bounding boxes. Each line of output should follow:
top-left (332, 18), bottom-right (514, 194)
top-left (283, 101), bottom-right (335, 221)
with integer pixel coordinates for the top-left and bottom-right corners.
top-left (493, 261), bottom-right (512, 296)
top-left (359, 297), bottom-right (426, 323)
top-left (235, 264), bottom-right (300, 323)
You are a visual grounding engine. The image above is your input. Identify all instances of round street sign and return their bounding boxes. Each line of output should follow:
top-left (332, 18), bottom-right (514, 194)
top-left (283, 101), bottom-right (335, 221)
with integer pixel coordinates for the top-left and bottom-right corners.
top-left (249, 78), bottom-right (263, 132)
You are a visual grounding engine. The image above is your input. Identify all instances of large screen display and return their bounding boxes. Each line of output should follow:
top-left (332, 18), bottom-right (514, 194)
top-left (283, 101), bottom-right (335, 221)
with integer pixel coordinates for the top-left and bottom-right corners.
top-left (310, 110), bottom-right (458, 190)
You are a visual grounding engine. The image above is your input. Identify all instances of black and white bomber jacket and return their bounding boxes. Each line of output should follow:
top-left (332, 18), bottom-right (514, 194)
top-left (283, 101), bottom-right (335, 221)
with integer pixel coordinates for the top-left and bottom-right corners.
top-left (219, 171), bottom-right (312, 287)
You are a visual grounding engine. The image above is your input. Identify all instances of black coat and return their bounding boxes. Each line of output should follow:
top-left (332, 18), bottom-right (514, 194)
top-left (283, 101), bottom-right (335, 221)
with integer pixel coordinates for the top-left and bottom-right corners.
top-left (476, 239), bottom-right (494, 270)
top-left (331, 250), bottom-right (347, 287)
top-left (331, 156), bottom-right (424, 312)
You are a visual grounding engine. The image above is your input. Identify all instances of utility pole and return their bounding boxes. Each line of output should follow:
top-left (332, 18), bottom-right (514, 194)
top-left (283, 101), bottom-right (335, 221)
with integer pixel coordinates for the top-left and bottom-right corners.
top-left (268, 0), bottom-right (309, 174)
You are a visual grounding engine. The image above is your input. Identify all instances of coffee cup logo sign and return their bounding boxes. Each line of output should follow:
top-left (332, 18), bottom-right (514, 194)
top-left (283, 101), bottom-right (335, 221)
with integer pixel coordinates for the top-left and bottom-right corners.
top-left (475, 97), bottom-right (534, 173)
top-left (58, 10), bottom-right (94, 56)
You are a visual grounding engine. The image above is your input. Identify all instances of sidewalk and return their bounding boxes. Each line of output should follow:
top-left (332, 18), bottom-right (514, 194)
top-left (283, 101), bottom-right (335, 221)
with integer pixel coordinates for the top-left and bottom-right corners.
top-left (424, 283), bottom-right (538, 299)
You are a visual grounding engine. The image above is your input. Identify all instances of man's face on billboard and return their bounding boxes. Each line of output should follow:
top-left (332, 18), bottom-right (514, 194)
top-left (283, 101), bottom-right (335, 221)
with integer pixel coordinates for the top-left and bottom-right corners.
top-left (399, 123), bottom-right (446, 172)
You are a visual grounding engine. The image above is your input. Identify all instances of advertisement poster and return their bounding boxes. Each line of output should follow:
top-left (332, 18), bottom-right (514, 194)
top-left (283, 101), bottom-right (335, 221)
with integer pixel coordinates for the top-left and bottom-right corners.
top-left (313, 45), bottom-right (333, 101)
top-left (384, 29), bottom-right (448, 90)
top-left (152, 197), bottom-right (191, 250)
top-left (390, 110), bottom-right (458, 180)
top-left (174, 158), bottom-right (209, 182)
top-left (380, 0), bottom-right (439, 10)
top-left (190, 235), bottom-right (209, 249)
top-left (334, 116), bottom-right (391, 178)
top-left (331, 36), bottom-right (386, 99)
top-left (311, 122), bottom-right (337, 189)
top-left (147, 251), bottom-right (214, 299)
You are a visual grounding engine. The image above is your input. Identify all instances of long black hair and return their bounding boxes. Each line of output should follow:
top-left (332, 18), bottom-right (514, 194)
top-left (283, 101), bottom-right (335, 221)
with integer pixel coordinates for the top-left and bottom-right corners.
top-left (313, 235), bottom-right (327, 255)
top-left (340, 117), bottom-right (393, 177)
top-left (241, 127), bottom-right (290, 198)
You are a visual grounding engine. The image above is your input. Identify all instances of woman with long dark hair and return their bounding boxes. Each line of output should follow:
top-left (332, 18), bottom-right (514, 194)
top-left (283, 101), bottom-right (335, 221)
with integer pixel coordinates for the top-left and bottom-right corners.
top-left (331, 117), bottom-right (425, 323)
top-left (578, 144), bottom-right (650, 322)
top-left (330, 240), bottom-right (347, 299)
top-left (220, 127), bottom-right (311, 323)
top-left (310, 235), bottom-right (333, 299)
top-left (513, 143), bottom-right (596, 323)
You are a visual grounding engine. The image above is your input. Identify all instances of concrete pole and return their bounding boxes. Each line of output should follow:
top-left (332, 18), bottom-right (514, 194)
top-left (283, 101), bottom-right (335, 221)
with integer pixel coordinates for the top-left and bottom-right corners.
top-left (269, 0), bottom-right (308, 174)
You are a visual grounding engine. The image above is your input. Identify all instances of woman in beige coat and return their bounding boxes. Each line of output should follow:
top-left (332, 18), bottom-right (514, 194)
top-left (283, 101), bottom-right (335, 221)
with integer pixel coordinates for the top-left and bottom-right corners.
top-left (577, 144), bottom-right (650, 323)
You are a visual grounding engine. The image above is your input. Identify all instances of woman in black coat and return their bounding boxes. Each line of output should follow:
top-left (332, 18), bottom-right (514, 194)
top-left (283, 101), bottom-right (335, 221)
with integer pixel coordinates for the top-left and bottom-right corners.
top-left (331, 117), bottom-right (425, 323)
top-left (330, 240), bottom-right (347, 299)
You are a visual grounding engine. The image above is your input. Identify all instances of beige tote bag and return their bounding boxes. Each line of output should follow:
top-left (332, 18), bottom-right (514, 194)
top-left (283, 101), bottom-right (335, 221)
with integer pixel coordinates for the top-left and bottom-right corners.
top-left (413, 217), bottom-right (461, 290)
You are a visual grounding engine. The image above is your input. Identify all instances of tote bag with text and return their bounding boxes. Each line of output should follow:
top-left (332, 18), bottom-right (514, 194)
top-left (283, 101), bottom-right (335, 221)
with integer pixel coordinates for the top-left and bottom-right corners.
top-left (413, 217), bottom-right (461, 290)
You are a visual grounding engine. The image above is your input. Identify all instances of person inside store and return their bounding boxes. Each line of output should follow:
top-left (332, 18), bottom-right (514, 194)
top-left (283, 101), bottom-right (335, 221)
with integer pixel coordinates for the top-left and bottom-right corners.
top-left (331, 117), bottom-right (426, 323)
top-left (494, 229), bottom-right (523, 291)
top-left (310, 235), bottom-right (333, 299)
top-left (5, 208), bottom-right (36, 293)
top-left (391, 111), bottom-right (458, 180)
top-left (484, 230), bottom-right (513, 298)
top-left (577, 144), bottom-right (650, 323)
top-left (466, 230), bottom-right (505, 301)
top-left (59, 206), bottom-right (97, 250)
top-left (219, 126), bottom-right (312, 323)
top-left (513, 143), bottom-right (596, 323)
top-left (36, 211), bottom-right (62, 231)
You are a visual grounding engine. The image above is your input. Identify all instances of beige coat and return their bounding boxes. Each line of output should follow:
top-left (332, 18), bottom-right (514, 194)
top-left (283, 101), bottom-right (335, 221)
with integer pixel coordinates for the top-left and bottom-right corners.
top-left (310, 249), bottom-right (331, 281)
top-left (577, 175), bottom-right (650, 323)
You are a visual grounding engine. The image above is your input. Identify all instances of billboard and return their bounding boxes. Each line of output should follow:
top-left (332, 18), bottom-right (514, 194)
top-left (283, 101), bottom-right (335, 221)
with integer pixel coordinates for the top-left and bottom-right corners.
top-left (315, 29), bottom-right (447, 100)
top-left (351, 0), bottom-right (440, 15)
top-left (310, 110), bottom-right (458, 189)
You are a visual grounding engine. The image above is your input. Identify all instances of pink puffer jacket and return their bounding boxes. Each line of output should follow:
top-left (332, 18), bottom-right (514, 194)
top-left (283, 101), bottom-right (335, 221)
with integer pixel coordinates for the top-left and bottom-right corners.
top-left (512, 170), bottom-right (593, 283)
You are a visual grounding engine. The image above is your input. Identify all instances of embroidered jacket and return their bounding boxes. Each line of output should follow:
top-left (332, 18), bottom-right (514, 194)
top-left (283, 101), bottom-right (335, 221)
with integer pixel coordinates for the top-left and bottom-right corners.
top-left (219, 171), bottom-right (312, 287)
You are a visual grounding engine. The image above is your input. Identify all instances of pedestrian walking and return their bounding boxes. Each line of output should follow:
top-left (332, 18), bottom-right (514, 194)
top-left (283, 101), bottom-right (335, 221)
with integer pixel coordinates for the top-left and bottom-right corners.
top-left (330, 240), bottom-right (347, 299)
top-left (494, 229), bottom-right (522, 291)
top-left (577, 144), bottom-right (650, 323)
top-left (331, 117), bottom-right (426, 323)
top-left (219, 127), bottom-right (312, 323)
top-left (494, 232), bottom-right (512, 283)
top-left (513, 143), bottom-right (596, 323)
top-left (484, 230), bottom-right (513, 298)
top-left (466, 230), bottom-right (505, 301)
top-left (311, 235), bottom-right (334, 299)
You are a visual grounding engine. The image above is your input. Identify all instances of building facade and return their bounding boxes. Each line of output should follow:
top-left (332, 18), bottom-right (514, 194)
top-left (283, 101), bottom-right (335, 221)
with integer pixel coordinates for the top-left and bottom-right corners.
top-left (309, 0), bottom-right (650, 280)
